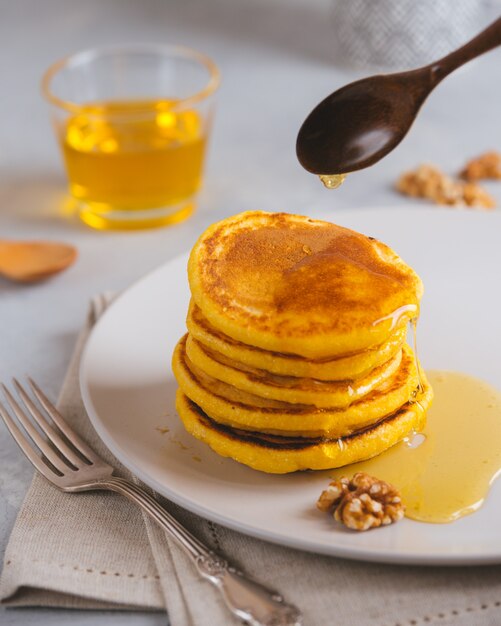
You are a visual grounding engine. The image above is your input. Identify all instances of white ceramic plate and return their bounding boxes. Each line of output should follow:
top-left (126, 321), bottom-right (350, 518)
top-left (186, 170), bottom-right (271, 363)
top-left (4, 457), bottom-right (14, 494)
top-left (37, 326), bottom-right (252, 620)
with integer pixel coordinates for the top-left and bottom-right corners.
top-left (80, 208), bottom-right (501, 566)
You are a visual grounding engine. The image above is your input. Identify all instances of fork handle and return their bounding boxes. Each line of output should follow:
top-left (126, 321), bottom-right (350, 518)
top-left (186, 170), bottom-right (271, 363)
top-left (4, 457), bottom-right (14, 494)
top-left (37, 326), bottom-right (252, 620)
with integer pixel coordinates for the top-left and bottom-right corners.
top-left (100, 477), bottom-right (302, 626)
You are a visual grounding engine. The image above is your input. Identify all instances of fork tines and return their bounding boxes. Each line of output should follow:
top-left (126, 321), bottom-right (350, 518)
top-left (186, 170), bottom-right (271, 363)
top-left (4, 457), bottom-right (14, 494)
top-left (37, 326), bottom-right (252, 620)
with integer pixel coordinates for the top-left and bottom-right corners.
top-left (0, 378), bottom-right (102, 483)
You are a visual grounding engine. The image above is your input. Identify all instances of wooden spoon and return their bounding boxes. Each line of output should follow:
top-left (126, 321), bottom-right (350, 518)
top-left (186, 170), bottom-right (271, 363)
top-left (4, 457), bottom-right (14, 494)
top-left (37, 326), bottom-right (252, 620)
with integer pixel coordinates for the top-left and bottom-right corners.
top-left (0, 240), bottom-right (77, 283)
top-left (296, 17), bottom-right (501, 175)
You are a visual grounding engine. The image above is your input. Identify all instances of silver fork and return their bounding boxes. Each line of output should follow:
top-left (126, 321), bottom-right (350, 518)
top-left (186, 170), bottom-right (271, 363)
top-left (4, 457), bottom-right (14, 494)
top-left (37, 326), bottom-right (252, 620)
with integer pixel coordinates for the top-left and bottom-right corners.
top-left (0, 378), bottom-right (302, 626)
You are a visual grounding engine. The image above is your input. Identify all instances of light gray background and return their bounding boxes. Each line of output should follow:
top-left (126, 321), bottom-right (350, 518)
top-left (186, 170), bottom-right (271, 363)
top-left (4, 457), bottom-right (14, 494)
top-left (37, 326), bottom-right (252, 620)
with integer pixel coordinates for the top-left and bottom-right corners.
top-left (1, 0), bottom-right (500, 624)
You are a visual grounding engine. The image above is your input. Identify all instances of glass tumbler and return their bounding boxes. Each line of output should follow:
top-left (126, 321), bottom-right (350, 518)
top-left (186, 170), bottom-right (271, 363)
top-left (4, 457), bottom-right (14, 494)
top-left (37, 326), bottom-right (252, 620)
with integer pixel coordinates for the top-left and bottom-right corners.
top-left (42, 45), bottom-right (220, 230)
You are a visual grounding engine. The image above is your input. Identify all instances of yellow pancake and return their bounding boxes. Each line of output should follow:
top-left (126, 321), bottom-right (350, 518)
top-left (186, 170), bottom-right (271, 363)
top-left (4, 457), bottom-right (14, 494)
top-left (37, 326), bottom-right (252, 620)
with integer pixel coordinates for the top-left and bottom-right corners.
top-left (185, 333), bottom-right (403, 408)
top-left (187, 301), bottom-right (408, 381)
top-left (172, 335), bottom-right (420, 438)
top-left (175, 376), bottom-right (432, 473)
top-left (188, 211), bottom-right (423, 359)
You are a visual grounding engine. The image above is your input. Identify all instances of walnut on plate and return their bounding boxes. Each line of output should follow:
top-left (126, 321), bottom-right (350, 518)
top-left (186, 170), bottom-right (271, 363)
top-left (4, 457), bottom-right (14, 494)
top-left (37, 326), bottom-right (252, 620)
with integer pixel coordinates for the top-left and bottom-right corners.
top-left (460, 151), bottom-right (501, 181)
top-left (396, 164), bottom-right (495, 209)
top-left (317, 472), bottom-right (404, 532)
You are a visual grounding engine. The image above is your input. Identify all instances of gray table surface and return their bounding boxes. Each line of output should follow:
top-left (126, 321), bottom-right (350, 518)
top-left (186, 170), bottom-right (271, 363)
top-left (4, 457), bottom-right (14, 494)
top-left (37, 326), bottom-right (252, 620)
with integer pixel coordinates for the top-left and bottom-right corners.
top-left (1, 0), bottom-right (500, 624)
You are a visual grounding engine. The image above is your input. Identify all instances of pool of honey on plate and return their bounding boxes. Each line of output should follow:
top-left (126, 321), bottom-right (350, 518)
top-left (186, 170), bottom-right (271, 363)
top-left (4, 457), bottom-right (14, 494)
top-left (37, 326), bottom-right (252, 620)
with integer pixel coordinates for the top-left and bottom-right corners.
top-left (331, 370), bottom-right (501, 523)
top-left (59, 99), bottom-right (207, 229)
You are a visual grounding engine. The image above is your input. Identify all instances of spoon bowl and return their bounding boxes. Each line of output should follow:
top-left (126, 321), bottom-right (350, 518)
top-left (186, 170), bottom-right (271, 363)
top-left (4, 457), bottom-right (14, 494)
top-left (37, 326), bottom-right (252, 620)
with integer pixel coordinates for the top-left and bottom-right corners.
top-left (297, 71), bottom-right (431, 174)
top-left (0, 240), bottom-right (77, 283)
top-left (297, 17), bottom-right (501, 176)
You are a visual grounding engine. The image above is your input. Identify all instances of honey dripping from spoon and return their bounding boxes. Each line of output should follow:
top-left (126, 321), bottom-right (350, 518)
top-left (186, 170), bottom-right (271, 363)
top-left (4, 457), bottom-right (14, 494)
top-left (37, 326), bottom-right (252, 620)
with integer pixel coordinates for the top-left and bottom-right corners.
top-left (319, 174), bottom-right (346, 189)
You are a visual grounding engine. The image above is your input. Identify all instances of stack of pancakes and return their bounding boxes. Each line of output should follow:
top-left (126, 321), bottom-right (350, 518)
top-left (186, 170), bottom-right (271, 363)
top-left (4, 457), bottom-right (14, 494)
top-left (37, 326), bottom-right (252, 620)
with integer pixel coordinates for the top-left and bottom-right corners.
top-left (172, 211), bottom-right (433, 473)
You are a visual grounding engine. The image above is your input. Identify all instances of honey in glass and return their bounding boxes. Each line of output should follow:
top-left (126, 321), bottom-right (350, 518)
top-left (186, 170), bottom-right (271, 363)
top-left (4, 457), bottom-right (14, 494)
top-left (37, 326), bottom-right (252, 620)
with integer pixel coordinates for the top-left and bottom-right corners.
top-left (42, 45), bottom-right (219, 230)
top-left (60, 100), bottom-right (207, 229)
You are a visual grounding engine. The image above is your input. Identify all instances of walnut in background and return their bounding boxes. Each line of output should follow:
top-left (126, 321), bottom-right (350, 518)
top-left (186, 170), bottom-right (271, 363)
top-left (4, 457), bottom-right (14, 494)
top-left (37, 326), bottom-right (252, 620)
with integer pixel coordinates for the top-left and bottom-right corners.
top-left (396, 164), bottom-right (495, 209)
top-left (460, 151), bottom-right (501, 182)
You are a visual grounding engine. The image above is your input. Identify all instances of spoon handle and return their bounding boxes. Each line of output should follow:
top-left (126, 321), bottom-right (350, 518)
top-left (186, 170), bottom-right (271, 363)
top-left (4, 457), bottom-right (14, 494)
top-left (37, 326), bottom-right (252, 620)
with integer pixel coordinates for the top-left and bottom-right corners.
top-left (429, 17), bottom-right (501, 85)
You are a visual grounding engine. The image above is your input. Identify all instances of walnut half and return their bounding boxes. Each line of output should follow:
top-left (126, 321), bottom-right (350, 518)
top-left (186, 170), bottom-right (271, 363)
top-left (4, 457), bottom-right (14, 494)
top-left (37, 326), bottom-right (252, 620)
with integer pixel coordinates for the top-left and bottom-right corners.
top-left (317, 472), bottom-right (405, 532)
top-left (460, 151), bottom-right (501, 181)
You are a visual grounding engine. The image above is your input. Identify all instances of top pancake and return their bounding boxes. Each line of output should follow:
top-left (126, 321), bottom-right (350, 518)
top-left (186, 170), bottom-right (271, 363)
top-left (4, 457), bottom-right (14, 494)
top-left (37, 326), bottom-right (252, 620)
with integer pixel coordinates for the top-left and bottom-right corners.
top-left (188, 211), bottom-right (423, 358)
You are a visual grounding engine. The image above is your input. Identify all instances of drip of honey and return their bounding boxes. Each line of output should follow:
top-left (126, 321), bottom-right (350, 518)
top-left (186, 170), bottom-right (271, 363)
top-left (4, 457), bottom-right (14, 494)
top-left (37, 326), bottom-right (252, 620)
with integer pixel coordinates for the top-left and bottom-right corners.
top-left (372, 304), bottom-right (419, 331)
top-left (319, 174), bottom-right (346, 189)
top-left (332, 371), bottom-right (501, 523)
top-left (411, 318), bottom-right (424, 395)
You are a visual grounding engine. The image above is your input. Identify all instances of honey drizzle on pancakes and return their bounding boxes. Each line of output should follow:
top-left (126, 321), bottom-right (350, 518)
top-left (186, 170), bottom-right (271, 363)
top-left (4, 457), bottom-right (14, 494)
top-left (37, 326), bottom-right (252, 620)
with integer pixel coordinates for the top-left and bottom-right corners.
top-left (179, 212), bottom-right (432, 476)
top-left (189, 212), bottom-right (423, 359)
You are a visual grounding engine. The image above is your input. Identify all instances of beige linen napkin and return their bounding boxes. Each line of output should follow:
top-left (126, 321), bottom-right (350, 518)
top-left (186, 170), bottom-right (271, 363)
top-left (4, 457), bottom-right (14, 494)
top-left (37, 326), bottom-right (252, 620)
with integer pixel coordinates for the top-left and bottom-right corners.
top-left (1, 295), bottom-right (501, 625)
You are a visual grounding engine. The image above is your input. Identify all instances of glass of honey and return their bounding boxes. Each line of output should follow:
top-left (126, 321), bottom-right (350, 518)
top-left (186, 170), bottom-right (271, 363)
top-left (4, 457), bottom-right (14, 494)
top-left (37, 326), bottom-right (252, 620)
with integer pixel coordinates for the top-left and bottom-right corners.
top-left (42, 45), bottom-right (220, 230)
